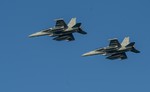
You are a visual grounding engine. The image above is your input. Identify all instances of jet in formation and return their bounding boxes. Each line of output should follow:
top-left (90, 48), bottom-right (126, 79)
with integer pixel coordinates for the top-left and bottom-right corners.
top-left (82, 37), bottom-right (140, 60)
top-left (29, 18), bottom-right (87, 41)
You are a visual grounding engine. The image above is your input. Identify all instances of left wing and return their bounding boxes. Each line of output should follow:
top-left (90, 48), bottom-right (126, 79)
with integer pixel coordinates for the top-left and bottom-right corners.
top-left (55, 19), bottom-right (68, 28)
top-left (109, 38), bottom-right (121, 47)
top-left (106, 52), bottom-right (127, 60)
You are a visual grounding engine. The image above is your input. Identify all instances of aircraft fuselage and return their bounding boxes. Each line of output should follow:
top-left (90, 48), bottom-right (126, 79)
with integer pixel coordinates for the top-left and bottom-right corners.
top-left (82, 46), bottom-right (133, 57)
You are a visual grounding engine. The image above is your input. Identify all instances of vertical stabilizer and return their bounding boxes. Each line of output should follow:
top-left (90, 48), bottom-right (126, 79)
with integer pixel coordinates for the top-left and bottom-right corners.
top-left (68, 18), bottom-right (76, 28)
top-left (121, 37), bottom-right (130, 46)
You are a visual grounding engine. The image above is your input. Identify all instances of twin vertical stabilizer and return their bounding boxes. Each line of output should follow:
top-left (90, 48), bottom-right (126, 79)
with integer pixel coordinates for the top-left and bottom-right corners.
top-left (68, 18), bottom-right (76, 28)
top-left (121, 37), bottom-right (130, 47)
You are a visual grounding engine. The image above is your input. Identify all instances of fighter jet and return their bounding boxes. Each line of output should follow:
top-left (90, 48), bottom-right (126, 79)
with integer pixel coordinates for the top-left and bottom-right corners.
top-left (82, 37), bottom-right (140, 60)
top-left (29, 18), bottom-right (87, 41)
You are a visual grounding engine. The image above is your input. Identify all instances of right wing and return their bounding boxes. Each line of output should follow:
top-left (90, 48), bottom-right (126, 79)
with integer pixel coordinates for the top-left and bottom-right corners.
top-left (120, 52), bottom-right (127, 60)
top-left (109, 38), bottom-right (121, 47)
top-left (55, 19), bottom-right (68, 28)
top-left (65, 34), bottom-right (75, 41)
top-left (53, 34), bottom-right (75, 41)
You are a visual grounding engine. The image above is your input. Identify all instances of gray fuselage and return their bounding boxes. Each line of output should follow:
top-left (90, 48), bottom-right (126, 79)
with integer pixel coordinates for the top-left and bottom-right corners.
top-left (48, 27), bottom-right (79, 36)
top-left (82, 46), bottom-right (133, 56)
top-left (29, 27), bottom-right (79, 37)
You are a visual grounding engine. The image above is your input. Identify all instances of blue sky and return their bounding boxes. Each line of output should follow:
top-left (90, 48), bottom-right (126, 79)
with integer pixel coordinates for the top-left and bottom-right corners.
top-left (0, 0), bottom-right (150, 92)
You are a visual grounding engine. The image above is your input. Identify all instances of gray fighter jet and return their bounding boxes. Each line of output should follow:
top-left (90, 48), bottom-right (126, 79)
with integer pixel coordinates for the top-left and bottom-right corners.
top-left (82, 37), bottom-right (140, 60)
top-left (29, 18), bottom-right (87, 41)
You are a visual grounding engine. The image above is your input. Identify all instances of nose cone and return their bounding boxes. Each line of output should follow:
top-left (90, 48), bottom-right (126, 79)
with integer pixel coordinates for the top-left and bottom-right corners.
top-left (29, 31), bottom-right (49, 38)
top-left (82, 52), bottom-right (91, 57)
top-left (82, 51), bottom-right (100, 57)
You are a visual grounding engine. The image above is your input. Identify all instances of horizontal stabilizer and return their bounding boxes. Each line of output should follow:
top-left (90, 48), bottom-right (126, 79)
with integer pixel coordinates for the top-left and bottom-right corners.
top-left (77, 28), bottom-right (87, 34)
top-left (72, 23), bottom-right (81, 28)
top-left (126, 42), bottom-right (135, 47)
top-left (131, 47), bottom-right (140, 53)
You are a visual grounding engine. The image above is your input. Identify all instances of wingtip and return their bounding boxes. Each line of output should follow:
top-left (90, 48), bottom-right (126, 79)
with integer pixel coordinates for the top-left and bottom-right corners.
top-left (54, 18), bottom-right (64, 21)
top-left (108, 38), bottom-right (118, 41)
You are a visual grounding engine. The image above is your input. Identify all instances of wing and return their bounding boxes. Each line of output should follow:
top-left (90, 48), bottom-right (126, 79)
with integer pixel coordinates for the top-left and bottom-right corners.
top-left (120, 52), bottom-right (127, 60)
top-left (109, 38), bottom-right (121, 47)
top-left (53, 33), bottom-right (75, 41)
top-left (106, 52), bottom-right (127, 60)
top-left (66, 34), bottom-right (75, 41)
top-left (55, 19), bottom-right (68, 28)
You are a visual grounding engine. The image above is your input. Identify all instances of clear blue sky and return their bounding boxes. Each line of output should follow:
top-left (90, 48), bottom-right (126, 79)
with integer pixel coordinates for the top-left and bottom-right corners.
top-left (0, 0), bottom-right (150, 92)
